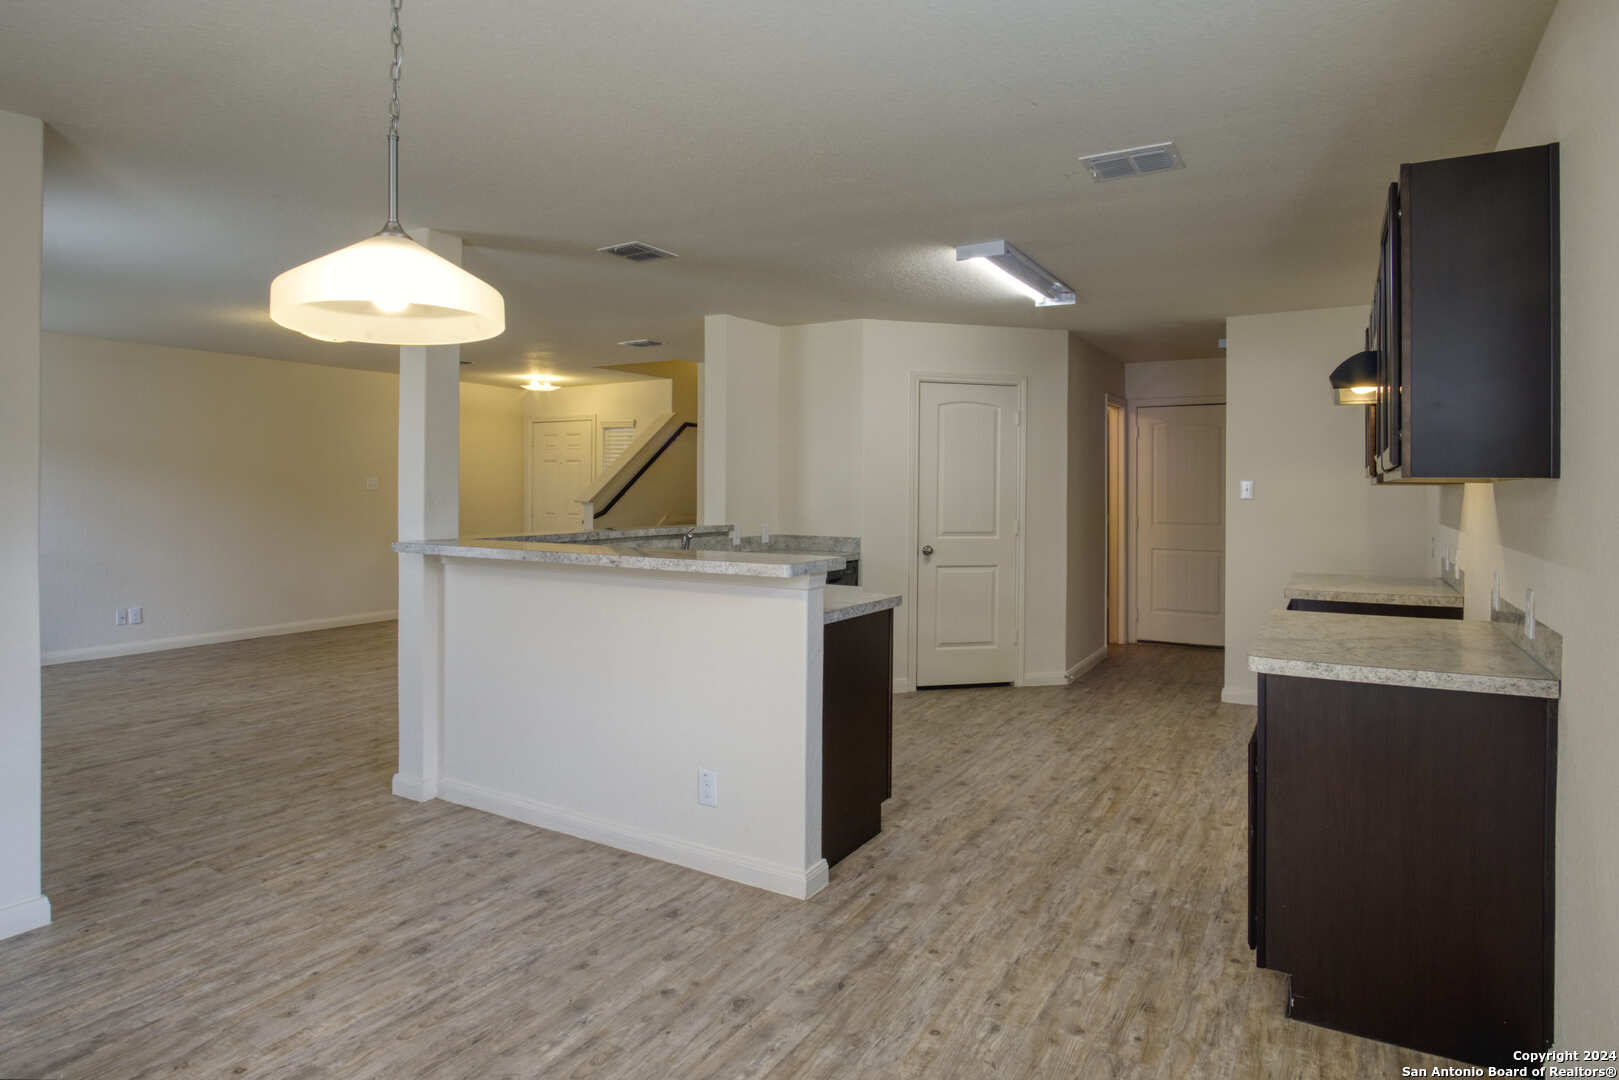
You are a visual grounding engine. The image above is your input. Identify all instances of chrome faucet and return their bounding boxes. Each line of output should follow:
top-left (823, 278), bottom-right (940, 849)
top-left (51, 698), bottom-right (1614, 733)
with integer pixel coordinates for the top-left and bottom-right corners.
top-left (681, 526), bottom-right (700, 550)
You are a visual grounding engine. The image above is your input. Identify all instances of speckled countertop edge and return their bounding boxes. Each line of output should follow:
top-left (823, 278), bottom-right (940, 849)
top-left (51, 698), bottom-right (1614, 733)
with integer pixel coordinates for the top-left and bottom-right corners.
top-left (1283, 573), bottom-right (1464, 608)
top-left (1247, 609), bottom-right (1559, 699)
top-left (823, 586), bottom-right (901, 625)
top-left (394, 538), bottom-right (846, 579)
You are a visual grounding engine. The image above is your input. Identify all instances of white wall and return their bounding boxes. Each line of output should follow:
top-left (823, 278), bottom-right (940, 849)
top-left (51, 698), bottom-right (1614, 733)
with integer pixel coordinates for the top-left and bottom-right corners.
top-left (1222, 306), bottom-right (1437, 703)
top-left (1067, 335), bottom-right (1125, 675)
top-left (700, 314), bottom-right (783, 530)
top-left (39, 333), bottom-right (525, 661)
top-left (705, 315), bottom-right (1072, 687)
top-left (0, 109), bottom-right (50, 940)
top-left (779, 320), bottom-right (863, 537)
top-left (1125, 356), bottom-right (1226, 401)
top-left (1433, 0), bottom-right (1619, 1046)
top-left (438, 559), bottom-right (825, 897)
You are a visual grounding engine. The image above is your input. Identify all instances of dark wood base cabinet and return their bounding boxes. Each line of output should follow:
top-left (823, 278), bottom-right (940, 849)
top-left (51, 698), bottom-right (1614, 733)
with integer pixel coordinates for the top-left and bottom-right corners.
top-left (1249, 674), bottom-right (1556, 1067)
top-left (1285, 598), bottom-right (1461, 620)
top-left (821, 610), bottom-right (893, 867)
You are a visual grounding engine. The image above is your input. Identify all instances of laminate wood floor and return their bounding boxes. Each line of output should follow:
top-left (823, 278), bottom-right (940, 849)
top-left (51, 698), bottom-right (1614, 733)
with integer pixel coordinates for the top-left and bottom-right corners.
top-left (1, 624), bottom-right (1462, 1079)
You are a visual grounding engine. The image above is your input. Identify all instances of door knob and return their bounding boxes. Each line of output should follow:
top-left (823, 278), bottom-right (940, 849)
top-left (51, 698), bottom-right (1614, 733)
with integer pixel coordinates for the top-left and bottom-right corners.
top-left (921, 545), bottom-right (934, 556)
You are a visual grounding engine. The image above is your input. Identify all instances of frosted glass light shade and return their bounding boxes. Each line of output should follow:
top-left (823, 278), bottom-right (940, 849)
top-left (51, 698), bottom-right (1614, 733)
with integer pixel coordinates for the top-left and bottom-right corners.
top-left (270, 232), bottom-right (505, 345)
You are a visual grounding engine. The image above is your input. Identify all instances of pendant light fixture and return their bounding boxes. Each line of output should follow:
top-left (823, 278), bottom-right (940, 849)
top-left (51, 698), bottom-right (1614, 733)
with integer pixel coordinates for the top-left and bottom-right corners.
top-left (269, 0), bottom-right (505, 345)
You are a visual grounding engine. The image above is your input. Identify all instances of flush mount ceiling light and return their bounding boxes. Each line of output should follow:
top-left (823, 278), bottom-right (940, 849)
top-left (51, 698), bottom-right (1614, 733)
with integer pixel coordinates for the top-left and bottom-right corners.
top-left (1330, 350), bottom-right (1379, 405)
top-left (268, 0), bottom-right (504, 346)
top-left (617, 338), bottom-right (664, 348)
top-left (523, 378), bottom-right (559, 392)
top-left (955, 240), bottom-right (1076, 307)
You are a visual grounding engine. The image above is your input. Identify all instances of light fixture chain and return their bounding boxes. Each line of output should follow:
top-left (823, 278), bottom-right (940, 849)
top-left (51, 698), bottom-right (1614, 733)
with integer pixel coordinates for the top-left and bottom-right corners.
top-left (387, 0), bottom-right (403, 139)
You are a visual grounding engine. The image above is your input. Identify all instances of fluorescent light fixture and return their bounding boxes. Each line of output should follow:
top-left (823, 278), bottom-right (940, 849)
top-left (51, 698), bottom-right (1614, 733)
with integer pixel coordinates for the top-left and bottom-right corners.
top-left (522, 378), bottom-right (558, 392)
top-left (954, 240), bottom-right (1076, 307)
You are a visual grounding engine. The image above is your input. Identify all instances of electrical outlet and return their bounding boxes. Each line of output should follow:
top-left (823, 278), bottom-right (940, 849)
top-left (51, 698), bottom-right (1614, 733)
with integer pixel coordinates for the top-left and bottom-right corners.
top-left (698, 768), bottom-right (718, 807)
top-left (364, 476), bottom-right (380, 492)
top-left (115, 608), bottom-right (128, 626)
top-left (128, 606), bottom-right (143, 625)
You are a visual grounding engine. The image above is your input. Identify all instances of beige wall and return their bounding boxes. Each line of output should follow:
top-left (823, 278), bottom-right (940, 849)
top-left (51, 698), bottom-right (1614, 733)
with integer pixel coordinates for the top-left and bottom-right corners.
top-left (1435, 0), bottom-right (1619, 1045)
top-left (459, 383), bottom-right (525, 537)
top-left (39, 333), bottom-right (525, 661)
top-left (1222, 306), bottom-right (1437, 702)
top-left (704, 315), bottom-right (1073, 687)
top-left (0, 109), bottom-right (48, 937)
top-left (1125, 356), bottom-right (1226, 401)
top-left (1067, 335), bottom-right (1126, 673)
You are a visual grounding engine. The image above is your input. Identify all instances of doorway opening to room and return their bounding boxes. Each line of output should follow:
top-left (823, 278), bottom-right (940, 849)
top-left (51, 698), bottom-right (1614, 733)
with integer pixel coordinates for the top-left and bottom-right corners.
top-left (1106, 397), bottom-right (1126, 645)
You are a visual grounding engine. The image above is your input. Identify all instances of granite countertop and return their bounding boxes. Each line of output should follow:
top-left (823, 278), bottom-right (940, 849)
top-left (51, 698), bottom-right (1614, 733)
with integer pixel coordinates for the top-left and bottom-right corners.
top-left (1248, 609), bottom-right (1559, 699)
top-left (500, 525), bottom-right (734, 544)
top-left (393, 537), bottom-right (846, 579)
top-left (1284, 572), bottom-right (1463, 608)
top-left (823, 586), bottom-right (901, 625)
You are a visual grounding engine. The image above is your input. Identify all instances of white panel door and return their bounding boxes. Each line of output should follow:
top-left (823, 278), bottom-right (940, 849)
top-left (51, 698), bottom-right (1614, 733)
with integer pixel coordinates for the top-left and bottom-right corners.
top-left (1134, 404), bottom-right (1225, 645)
top-left (529, 419), bottom-right (593, 533)
top-left (916, 381), bottom-right (1020, 686)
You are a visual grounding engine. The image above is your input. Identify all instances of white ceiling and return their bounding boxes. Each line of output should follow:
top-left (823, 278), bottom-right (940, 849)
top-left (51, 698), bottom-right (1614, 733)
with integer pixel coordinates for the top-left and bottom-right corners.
top-left (0, 0), bottom-right (1555, 386)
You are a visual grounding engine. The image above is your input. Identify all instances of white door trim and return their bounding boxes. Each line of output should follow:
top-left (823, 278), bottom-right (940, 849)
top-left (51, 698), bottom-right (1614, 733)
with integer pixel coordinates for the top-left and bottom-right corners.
top-left (1124, 393), bottom-right (1222, 642)
top-left (907, 372), bottom-right (1028, 688)
top-left (1104, 393), bottom-right (1126, 651)
top-left (524, 415), bottom-right (596, 533)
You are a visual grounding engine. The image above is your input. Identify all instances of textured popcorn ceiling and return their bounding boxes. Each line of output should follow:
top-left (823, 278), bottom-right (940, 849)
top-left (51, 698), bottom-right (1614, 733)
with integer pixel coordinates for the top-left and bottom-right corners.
top-left (0, 0), bottom-right (1554, 384)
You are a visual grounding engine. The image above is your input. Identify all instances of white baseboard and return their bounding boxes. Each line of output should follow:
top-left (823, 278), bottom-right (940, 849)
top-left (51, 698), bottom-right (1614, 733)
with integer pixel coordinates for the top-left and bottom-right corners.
top-left (438, 777), bottom-right (829, 900)
top-left (1018, 671), bottom-right (1070, 687)
top-left (391, 772), bottom-right (438, 802)
top-left (42, 610), bottom-right (398, 665)
top-left (1221, 685), bottom-right (1258, 706)
top-left (1064, 645), bottom-right (1110, 684)
top-left (0, 894), bottom-right (51, 940)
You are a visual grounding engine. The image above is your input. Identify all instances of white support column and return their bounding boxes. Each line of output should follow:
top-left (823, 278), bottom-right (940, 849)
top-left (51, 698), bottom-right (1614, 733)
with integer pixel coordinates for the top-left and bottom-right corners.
top-left (393, 228), bottom-right (462, 802)
top-left (0, 109), bottom-right (50, 940)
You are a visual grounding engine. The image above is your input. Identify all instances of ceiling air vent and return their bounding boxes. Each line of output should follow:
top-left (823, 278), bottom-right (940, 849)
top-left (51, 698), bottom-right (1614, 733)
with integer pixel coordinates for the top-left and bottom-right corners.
top-left (597, 241), bottom-right (678, 261)
top-left (617, 338), bottom-right (664, 348)
top-left (1078, 141), bottom-right (1185, 182)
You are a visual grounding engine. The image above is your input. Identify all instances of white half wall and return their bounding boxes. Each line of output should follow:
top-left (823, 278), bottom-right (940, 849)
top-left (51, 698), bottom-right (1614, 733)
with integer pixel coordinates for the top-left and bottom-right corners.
top-left (437, 559), bottom-right (826, 897)
top-left (1222, 306), bottom-right (1437, 703)
top-left (1434, 0), bottom-right (1619, 1047)
top-left (0, 108), bottom-right (49, 940)
top-left (39, 333), bottom-right (525, 663)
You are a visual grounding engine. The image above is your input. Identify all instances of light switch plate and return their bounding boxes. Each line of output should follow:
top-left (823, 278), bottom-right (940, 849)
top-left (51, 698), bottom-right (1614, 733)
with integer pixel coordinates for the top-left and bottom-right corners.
top-left (1240, 480), bottom-right (1254, 500)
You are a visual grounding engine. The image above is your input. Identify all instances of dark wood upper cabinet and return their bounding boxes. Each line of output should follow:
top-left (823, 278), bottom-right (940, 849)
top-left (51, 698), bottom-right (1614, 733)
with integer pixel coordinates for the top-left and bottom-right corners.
top-left (1370, 143), bottom-right (1560, 482)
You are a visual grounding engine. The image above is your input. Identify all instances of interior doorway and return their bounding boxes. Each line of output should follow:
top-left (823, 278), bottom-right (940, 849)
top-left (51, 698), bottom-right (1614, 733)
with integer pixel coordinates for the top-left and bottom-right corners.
top-left (1132, 403), bottom-right (1226, 646)
top-left (1106, 398), bottom-right (1126, 644)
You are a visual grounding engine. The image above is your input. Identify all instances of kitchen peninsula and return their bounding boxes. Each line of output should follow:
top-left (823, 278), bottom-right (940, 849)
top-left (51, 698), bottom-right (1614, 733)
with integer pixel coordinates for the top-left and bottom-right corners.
top-left (390, 526), bottom-right (898, 899)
